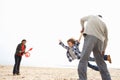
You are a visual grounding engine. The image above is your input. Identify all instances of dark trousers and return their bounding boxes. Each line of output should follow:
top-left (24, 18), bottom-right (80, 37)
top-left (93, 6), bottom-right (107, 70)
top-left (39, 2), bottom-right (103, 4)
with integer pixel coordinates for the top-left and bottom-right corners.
top-left (88, 55), bottom-right (108, 71)
top-left (13, 55), bottom-right (22, 74)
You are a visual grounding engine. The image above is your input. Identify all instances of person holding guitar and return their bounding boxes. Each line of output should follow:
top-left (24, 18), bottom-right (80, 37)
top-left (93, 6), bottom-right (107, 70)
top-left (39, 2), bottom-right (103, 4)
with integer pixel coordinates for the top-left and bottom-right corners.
top-left (13, 39), bottom-right (26, 76)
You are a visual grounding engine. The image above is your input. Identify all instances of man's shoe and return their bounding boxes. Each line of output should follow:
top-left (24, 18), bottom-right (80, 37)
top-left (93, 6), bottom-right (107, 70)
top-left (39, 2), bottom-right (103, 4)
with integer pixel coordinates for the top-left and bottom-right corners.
top-left (16, 73), bottom-right (21, 75)
top-left (107, 55), bottom-right (112, 63)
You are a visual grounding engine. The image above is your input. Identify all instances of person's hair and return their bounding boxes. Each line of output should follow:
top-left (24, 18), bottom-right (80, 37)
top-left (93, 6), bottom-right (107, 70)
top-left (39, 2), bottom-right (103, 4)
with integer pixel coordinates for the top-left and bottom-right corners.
top-left (98, 15), bottom-right (102, 18)
top-left (21, 39), bottom-right (26, 42)
top-left (67, 38), bottom-right (75, 44)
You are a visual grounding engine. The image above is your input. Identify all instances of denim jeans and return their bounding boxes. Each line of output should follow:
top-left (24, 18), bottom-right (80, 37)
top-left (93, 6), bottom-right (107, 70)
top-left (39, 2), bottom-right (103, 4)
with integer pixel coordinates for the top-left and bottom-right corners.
top-left (78, 35), bottom-right (111, 80)
top-left (13, 55), bottom-right (22, 74)
top-left (88, 55), bottom-right (108, 71)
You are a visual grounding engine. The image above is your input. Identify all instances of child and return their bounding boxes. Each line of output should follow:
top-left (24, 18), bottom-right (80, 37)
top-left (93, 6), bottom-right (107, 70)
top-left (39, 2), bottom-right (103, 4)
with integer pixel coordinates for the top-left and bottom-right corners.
top-left (59, 33), bottom-right (112, 71)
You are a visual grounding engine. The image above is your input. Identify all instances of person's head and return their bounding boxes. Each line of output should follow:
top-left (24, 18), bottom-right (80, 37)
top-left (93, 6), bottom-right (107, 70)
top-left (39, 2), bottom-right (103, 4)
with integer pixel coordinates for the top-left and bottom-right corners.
top-left (67, 38), bottom-right (75, 47)
top-left (21, 39), bottom-right (26, 45)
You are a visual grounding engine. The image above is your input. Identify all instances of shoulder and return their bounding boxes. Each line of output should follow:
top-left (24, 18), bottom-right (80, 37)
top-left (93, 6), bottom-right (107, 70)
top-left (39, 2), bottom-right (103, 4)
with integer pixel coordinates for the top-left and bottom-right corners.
top-left (17, 43), bottom-right (22, 47)
top-left (81, 15), bottom-right (94, 21)
top-left (18, 43), bottom-right (21, 46)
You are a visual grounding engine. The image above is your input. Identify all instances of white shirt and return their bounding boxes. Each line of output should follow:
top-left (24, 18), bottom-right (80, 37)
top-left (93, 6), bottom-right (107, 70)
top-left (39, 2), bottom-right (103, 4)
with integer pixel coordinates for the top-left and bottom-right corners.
top-left (81, 15), bottom-right (108, 51)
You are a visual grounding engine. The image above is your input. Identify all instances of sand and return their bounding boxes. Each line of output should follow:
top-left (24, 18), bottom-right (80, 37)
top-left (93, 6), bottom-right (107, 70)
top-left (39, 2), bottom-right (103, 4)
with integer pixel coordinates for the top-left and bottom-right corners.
top-left (0, 65), bottom-right (120, 80)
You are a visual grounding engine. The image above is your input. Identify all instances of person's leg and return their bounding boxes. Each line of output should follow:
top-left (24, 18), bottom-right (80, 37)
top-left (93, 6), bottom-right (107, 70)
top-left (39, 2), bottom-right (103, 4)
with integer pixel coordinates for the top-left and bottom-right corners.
top-left (103, 55), bottom-right (107, 60)
top-left (78, 35), bottom-right (96, 80)
top-left (13, 55), bottom-right (19, 75)
top-left (88, 57), bottom-right (95, 61)
top-left (93, 39), bottom-right (111, 80)
top-left (88, 54), bottom-right (111, 72)
top-left (16, 56), bottom-right (22, 74)
top-left (13, 55), bottom-right (17, 75)
top-left (88, 62), bottom-right (99, 71)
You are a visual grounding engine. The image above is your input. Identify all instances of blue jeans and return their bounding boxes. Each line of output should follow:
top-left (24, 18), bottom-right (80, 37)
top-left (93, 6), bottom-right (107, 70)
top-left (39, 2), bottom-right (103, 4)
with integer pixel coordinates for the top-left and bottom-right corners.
top-left (88, 55), bottom-right (108, 71)
top-left (78, 35), bottom-right (111, 80)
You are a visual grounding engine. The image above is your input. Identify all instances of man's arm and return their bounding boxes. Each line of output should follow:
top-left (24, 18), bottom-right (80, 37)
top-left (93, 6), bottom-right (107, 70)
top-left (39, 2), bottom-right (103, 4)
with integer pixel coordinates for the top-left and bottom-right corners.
top-left (16, 44), bottom-right (21, 54)
top-left (102, 26), bottom-right (108, 55)
top-left (80, 20), bottom-right (85, 33)
top-left (80, 16), bottom-right (89, 33)
top-left (75, 33), bottom-right (83, 46)
top-left (78, 33), bottom-right (83, 43)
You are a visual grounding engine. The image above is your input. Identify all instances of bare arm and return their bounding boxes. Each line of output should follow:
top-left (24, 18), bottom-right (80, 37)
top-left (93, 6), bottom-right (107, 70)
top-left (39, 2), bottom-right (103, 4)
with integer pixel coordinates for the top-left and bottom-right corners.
top-left (78, 33), bottom-right (83, 43)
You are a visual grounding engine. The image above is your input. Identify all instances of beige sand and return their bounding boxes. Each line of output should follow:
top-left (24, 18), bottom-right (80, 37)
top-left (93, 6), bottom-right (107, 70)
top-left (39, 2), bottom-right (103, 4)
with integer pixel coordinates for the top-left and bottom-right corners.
top-left (0, 65), bottom-right (120, 80)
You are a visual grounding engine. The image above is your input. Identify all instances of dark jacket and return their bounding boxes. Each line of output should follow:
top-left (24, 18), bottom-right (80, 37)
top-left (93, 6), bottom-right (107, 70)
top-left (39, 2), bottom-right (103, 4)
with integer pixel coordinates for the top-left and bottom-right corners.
top-left (15, 43), bottom-right (26, 56)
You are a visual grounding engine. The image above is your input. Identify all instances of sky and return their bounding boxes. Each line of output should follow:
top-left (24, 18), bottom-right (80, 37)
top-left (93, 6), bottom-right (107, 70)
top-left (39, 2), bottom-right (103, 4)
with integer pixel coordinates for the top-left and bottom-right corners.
top-left (0, 0), bottom-right (120, 68)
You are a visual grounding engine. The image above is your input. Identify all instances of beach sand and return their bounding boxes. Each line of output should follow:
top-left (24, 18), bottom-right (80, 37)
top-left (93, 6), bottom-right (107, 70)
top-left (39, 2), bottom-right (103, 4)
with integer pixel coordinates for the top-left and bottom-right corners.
top-left (0, 65), bottom-right (120, 80)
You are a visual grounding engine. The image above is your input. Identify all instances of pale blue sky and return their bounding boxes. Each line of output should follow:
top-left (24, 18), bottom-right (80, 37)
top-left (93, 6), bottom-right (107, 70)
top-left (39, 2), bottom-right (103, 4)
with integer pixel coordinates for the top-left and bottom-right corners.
top-left (0, 0), bottom-right (120, 68)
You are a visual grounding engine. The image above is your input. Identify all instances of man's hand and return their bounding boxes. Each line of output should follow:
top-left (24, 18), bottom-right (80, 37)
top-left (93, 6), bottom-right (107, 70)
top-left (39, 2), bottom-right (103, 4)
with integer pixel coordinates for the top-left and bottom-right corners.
top-left (102, 51), bottom-right (105, 56)
top-left (19, 51), bottom-right (25, 56)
